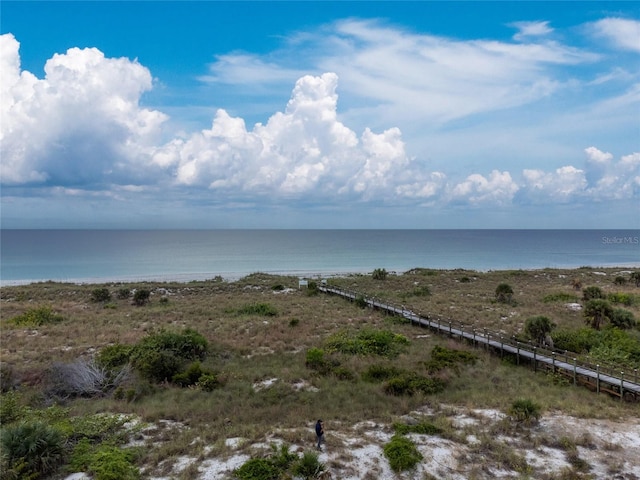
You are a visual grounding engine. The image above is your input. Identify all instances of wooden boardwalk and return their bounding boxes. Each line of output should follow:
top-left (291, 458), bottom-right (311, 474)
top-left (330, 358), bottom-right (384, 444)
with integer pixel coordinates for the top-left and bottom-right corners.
top-left (318, 285), bottom-right (640, 402)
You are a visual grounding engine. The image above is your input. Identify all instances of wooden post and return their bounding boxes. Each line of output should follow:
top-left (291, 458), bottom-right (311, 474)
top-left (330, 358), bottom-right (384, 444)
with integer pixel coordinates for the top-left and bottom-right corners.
top-left (533, 347), bottom-right (537, 372)
top-left (620, 372), bottom-right (624, 402)
top-left (552, 352), bottom-right (556, 373)
top-left (500, 336), bottom-right (504, 359)
top-left (596, 364), bottom-right (600, 394)
top-left (516, 342), bottom-right (520, 365)
top-left (573, 358), bottom-right (577, 386)
top-left (449, 321), bottom-right (452, 336)
top-left (473, 329), bottom-right (476, 347)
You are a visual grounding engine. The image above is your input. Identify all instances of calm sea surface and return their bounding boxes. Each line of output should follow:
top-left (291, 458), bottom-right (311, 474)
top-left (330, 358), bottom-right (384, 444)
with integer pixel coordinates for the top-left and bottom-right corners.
top-left (1, 230), bottom-right (638, 285)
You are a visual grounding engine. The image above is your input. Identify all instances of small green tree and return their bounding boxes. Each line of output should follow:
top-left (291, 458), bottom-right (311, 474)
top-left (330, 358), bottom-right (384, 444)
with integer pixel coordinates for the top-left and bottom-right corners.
top-left (631, 271), bottom-right (640, 287)
top-left (372, 268), bottom-right (388, 280)
top-left (524, 316), bottom-right (556, 346)
top-left (495, 283), bottom-right (514, 304)
top-left (583, 299), bottom-right (613, 330)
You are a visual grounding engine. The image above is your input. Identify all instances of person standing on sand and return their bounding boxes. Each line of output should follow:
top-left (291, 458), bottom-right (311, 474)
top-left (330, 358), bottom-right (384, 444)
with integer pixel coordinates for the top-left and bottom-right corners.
top-left (315, 419), bottom-right (325, 451)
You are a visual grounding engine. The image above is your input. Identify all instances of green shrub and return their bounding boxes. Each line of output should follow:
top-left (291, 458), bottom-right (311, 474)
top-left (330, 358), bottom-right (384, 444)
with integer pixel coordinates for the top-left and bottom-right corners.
top-left (362, 364), bottom-right (402, 383)
top-left (97, 344), bottom-right (134, 369)
top-left (91, 288), bottom-right (112, 303)
top-left (383, 435), bottom-right (423, 472)
top-left (88, 445), bottom-right (140, 480)
top-left (0, 421), bottom-right (65, 478)
top-left (325, 329), bottom-right (409, 357)
top-left (117, 288), bottom-right (131, 300)
top-left (10, 306), bottom-right (64, 326)
top-left (354, 295), bottom-right (368, 309)
top-left (611, 308), bottom-right (636, 329)
top-left (552, 328), bottom-right (600, 353)
top-left (543, 292), bottom-right (579, 303)
top-left (130, 329), bottom-right (208, 383)
top-left (583, 299), bottom-right (613, 330)
top-left (292, 450), bottom-right (325, 479)
top-left (0, 392), bottom-right (26, 425)
top-left (198, 373), bottom-right (222, 392)
top-left (614, 276), bottom-right (627, 286)
top-left (271, 284), bottom-right (285, 291)
top-left (0, 362), bottom-right (17, 393)
top-left (306, 281), bottom-right (319, 296)
top-left (384, 373), bottom-right (446, 396)
top-left (509, 399), bottom-right (541, 425)
top-left (237, 303), bottom-right (278, 317)
top-left (411, 285), bottom-right (431, 297)
top-left (424, 345), bottom-right (477, 373)
top-left (372, 268), bottom-right (388, 280)
top-left (68, 437), bottom-right (93, 472)
top-left (305, 348), bottom-right (326, 370)
top-left (393, 421), bottom-right (442, 435)
top-left (269, 444), bottom-right (297, 472)
top-left (234, 458), bottom-right (280, 480)
top-left (132, 289), bottom-right (150, 306)
top-left (289, 318), bottom-right (300, 327)
top-left (582, 286), bottom-right (605, 301)
top-left (459, 276), bottom-right (471, 283)
top-left (608, 292), bottom-right (635, 306)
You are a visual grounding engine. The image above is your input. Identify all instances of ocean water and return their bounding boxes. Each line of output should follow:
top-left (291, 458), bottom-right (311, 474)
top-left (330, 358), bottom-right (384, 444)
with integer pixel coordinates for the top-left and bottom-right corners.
top-left (1, 229), bottom-right (638, 285)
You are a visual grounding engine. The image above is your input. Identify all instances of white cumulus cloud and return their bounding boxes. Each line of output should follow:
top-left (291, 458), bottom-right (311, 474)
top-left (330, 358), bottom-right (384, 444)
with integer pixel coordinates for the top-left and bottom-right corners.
top-left (510, 21), bottom-right (554, 41)
top-left (0, 33), bottom-right (167, 186)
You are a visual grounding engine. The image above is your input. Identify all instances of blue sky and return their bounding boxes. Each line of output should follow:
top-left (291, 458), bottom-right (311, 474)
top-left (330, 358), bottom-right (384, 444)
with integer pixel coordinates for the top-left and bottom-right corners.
top-left (1, 1), bottom-right (639, 229)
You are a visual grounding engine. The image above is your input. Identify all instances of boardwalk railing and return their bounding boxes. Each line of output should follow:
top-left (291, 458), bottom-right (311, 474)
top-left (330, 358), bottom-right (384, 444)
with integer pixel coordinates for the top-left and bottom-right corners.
top-left (318, 285), bottom-right (640, 402)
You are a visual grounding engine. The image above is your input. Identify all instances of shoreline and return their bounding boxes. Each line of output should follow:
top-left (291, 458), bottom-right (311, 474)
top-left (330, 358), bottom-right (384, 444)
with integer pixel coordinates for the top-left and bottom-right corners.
top-left (2, 263), bottom-right (638, 288)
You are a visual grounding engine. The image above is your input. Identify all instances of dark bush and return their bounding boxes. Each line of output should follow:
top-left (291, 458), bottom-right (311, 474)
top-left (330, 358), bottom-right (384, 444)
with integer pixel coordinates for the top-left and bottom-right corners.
top-left (611, 308), bottom-right (636, 329)
top-left (384, 373), bottom-right (445, 396)
top-left (130, 329), bottom-right (208, 383)
top-left (614, 276), bottom-right (627, 286)
top-left (91, 288), bottom-right (112, 303)
top-left (582, 286), bottom-right (605, 301)
top-left (117, 288), bottom-right (131, 300)
top-left (393, 421), bottom-right (442, 435)
top-left (495, 283), bottom-right (514, 304)
top-left (132, 289), bottom-right (150, 306)
top-left (354, 295), bottom-right (368, 309)
top-left (524, 316), bottom-right (556, 346)
top-left (0, 362), bottom-right (17, 393)
top-left (362, 364), bottom-right (402, 383)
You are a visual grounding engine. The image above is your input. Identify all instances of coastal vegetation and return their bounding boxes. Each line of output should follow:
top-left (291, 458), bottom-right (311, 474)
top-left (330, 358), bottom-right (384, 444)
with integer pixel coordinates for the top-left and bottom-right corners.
top-left (1, 268), bottom-right (639, 478)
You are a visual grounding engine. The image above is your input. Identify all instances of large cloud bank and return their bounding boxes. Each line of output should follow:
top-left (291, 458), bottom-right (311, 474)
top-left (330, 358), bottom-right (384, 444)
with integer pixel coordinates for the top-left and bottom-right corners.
top-left (1, 32), bottom-right (638, 212)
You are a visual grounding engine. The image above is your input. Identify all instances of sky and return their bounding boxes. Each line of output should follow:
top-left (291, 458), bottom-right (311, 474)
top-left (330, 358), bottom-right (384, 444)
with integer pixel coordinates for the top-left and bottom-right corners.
top-left (1, 1), bottom-right (639, 229)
